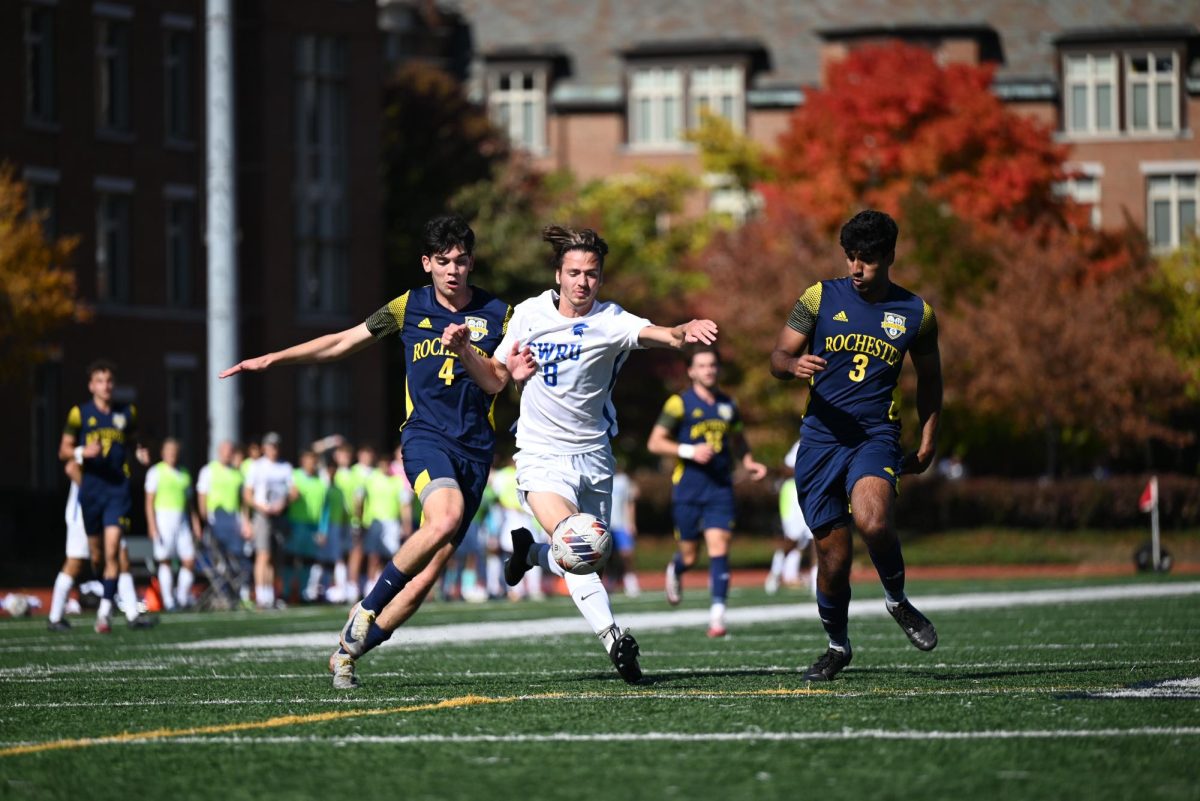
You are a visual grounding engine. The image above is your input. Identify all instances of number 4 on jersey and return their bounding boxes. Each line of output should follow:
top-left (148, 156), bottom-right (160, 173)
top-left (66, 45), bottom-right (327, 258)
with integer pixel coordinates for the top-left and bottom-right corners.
top-left (438, 357), bottom-right (456, 385)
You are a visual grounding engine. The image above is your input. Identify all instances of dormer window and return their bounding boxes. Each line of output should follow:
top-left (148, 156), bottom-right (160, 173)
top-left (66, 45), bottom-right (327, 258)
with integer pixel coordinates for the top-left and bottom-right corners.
top-left (487, 67), bottom-right (548, 153)
top-left (1127, 51), bottom-right (1178, 133)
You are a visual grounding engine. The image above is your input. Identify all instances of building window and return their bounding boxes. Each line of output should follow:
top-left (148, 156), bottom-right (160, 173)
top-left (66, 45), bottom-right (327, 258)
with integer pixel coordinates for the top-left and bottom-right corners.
top-left (1056, 165), bottom-right (1102, 229)
top-left (629, 67), bottom-right (684, 147)
top-left (487, 68), bottom-right (547, 152)
top-left (294, 35), bottom-right (349, 316)
top-left (166, 366), bottom-right (195, 463)
top-left (24, 167), bottom-right (60, 239)
top-left (690, 65), bottom-right (744, 131)
top-left (96, 183), bottom-right (132, 302)
top-left (164, 24), bottom-right (195, 142)
top-left (296, 365), bottom-right (352, 449)
top-left (1063, 53), bottom-right (1115, 134)
top-left (165, 193), bottom-right (195, 307)
top-left (96, 14), bottom-right (132, 133)
top-left (1147, 173), bottom-right (1198, 250)
top-left (1127, 51), bottom-right (1178, 133)
top-left (24, 5), bottom-right (56, 125)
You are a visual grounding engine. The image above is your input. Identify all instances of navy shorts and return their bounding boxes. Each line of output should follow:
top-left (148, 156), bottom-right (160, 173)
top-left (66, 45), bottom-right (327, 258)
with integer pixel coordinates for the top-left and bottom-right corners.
top-left (672, 495), bottom-right (736, 541)
top-left (400, 433), bottom-right (490, 547)
top-left (79, 481), bottom-right (132, 536)
top-left (792, 437), bottom-right (901, 532)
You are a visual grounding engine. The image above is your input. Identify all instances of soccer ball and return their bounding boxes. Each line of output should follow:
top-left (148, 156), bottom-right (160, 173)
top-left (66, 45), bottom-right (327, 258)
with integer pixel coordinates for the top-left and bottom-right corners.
top-left (3, 593), bottom-right (30, 618)
top-left (550, 513), bottom-right (612, 575)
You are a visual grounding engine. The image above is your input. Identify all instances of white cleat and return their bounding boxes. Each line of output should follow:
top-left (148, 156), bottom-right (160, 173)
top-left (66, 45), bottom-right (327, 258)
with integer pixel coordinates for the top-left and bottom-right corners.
top-left (764, 573), bottom-right (780, 595)
top-left (665, 562), bottom-right (682, 606)
top-left (338, 603), bottom-right (376, 659)
top-left (329, 650), bottom-right (359, 690)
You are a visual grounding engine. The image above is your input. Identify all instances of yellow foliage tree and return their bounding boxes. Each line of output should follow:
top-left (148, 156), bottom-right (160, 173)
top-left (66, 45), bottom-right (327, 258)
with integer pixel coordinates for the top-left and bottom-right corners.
top-left (0, 165), bottom-right (84, 380)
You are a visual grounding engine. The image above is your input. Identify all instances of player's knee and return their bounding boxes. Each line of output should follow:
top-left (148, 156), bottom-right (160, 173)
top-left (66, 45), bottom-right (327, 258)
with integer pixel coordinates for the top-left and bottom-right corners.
top-left (855, 515), bottom-right (891, 544)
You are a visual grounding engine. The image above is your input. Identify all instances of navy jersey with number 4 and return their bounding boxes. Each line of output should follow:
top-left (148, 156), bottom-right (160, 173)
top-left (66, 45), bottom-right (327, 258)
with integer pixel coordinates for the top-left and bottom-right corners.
top-left (63, 401), bottom-right (139, 486)
top-left (787, 277), bottom-right (937, 445)
top-left (657, 387), bottom-right (742, 503)
top-left (366, 285), bottom-right (511, 462)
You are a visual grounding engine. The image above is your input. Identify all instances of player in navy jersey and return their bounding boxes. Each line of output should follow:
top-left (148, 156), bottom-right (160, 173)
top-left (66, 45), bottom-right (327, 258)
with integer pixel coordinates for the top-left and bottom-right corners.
top-left (220, 216), bottom-right (511, 689)
top-left (58, 359), bottom-right (155, 633)
top-left (770, 210), bottom-right (943, 682)
top-left (648, 346), bottom-right (767, 637)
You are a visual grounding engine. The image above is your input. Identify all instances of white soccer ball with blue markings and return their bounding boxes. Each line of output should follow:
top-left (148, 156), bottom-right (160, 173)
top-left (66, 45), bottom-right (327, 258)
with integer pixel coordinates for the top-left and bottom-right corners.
top-left (550, 513), bottom-right (612, 575)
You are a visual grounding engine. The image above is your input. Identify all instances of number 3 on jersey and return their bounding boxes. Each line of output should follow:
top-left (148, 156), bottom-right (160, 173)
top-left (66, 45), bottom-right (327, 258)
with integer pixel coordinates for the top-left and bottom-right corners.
top-left (438, 357), bottom-right (456, 386)
top-left (848, 354), bottom-right (868, 383)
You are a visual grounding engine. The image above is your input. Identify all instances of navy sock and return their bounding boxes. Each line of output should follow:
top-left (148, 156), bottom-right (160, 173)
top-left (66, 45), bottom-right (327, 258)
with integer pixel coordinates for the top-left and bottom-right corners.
top-left (361, 563), bottom-right (412, 614)
top-left (361, 622), bottom-right (393, 655)
top-left (867, 538), bottom-right (907, 605)
top-left (816, 586), bottom-right (851, 650)
top-left (102, 578), bottom-right (118, 600)
top-left (710, 555), bottom-right (730, 605)
top-left (672, 552), bottom-right (689, 575)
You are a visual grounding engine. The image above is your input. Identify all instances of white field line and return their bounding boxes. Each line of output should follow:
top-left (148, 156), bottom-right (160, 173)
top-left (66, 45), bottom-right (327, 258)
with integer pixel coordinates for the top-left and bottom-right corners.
top-left (178, 582), bottom-right (1200, 652)
top-left (10, 728), bottom-right (1196, 747)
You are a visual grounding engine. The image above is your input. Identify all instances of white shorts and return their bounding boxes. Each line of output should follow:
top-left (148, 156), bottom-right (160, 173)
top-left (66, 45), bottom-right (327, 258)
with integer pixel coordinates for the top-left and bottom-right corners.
top-left (782, 513), bottom-right (813, 549)
top-left (65, 508), bottom-right (90, 560)
top-left (514, 447), bottom-right (614, 523)
top-left (152, 511), bottom-right (196, 562)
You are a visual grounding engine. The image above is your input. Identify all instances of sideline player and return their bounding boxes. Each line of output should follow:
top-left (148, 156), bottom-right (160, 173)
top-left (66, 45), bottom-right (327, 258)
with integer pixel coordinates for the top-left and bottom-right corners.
top-left (58, 359), bottom-right (155, 632)
top-left (144, 438), bottom-right (202, 610)
top-left (198, 440), bottom-right (251, 605)
top-left (220, 216), bottom-right (510, 689)
top-left (243, 432), bottom-right (296, 609)
top-left (451, 224), bottom-right (718, 683)
top-left (770, 210), bottom-right (942, 681)
top-left (765, 439), bottom-right (817, 596)
top-left (46, 460), bottom-right (93, 630)
top-left (648, 346), bottom-right (767, 637)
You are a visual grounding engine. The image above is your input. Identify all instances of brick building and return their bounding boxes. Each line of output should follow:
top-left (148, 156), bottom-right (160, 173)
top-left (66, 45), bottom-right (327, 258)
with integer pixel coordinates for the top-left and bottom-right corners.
top-left (422, 0), bottom-right (1198, 246)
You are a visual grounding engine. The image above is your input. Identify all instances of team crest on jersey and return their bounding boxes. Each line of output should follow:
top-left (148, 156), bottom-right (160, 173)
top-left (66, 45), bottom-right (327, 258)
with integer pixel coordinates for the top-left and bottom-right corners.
top-left (691, 409), bottom-right (704, 419)
top-left (112, 413), bottom-right (126, 430)
top-left (881, 313), bottom-right (907, 340)
top-left (717, 403), bottom-right (734, 421)
top-left (88, 416), bottom-right (97, 426)
top-left (572, 323), bottom-right (588, 337)
top-left (465, 316), bottom-right (488, 341)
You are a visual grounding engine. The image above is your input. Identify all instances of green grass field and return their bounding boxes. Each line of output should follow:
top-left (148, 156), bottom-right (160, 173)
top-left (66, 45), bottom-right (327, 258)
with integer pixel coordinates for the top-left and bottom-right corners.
top-left (1, 577), bottom-right (1198, 801)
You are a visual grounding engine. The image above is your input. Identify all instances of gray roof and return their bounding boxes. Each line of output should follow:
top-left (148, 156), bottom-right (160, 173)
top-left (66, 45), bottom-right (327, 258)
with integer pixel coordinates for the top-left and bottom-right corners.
top-left (441, 0), bottom-right (1199, 93)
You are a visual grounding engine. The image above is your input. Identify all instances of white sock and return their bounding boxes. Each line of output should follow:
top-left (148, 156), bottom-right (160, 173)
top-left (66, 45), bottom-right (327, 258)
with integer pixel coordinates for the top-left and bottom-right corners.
top-left (525, 565), bottom-right (545, 598)
top-left (333, 562), bottom-right (348, 597)
top-left (118, 572), bottom-right (138, 621)
top-left (783, 549), bottom-right (802, 583)
top-left (768, 550), bottom-right (785, 579)
top-left (258, 585), bottom-right (275, 606)
top-left (623, 572), bottom-right (640, 596)
top-left (564, 571), bottom-right (615, 634)
top-left (533, 543), bottom-right (566, 578)
top-left (49, 572), bottom-right (74, 622)
top-left (305, 564), bottom-right (324, 600)
top-left (710, 602), bottom-right (727, 626)
top-left (97, 598), bottom-right (113, 621)
top-left (176, 567), bottom-right (194, 608)
top-left (158, 564), bottom-right (176, 610)
top-left (239, 585), bottom-right (251, 602)
top-left (486, 555), bottom-right (503, 596)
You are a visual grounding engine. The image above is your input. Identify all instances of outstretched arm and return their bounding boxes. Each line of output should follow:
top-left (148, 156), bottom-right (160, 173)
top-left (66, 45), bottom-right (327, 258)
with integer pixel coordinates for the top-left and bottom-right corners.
top-left (219, 323), bottom-right (375, 378)
top-left (638, 319), bottom-right (718, 349)
top-left (770, 325), bottom-right (826, 381)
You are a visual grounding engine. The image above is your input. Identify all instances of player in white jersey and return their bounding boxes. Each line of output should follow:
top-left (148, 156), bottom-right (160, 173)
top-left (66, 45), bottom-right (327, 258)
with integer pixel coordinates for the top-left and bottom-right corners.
top-left (446, 225), bottom-right (717, 682)
top-left (243, 432), bottom-right (297, 608)
top-left (766, 439), bottom-right (817, 596)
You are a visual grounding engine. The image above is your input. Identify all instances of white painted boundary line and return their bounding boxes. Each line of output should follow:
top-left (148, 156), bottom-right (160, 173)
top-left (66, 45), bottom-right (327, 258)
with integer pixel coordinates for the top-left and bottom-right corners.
top-left (26, 727), bottom-right (1198, 746)
top-left (180, 581), bottom-right (1200, 651)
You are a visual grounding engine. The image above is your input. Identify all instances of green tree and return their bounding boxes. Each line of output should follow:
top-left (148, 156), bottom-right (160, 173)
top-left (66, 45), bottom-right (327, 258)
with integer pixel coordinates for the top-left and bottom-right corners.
top-left (1149, 235), bottom-right (1200, 399)
top-left (0, 166), bottom-right (83, 381)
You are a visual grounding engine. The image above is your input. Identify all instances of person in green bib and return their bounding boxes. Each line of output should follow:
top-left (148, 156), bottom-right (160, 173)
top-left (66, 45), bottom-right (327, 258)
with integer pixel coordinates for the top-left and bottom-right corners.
top-left (362, 456), bottom-right (413, 591)
top-left (307, 443), bottom-right (355, 603)
top-left (198, 440), bottom-right (251, 606)
top-left (144, 438), bottom-right (202, 610)
top-left (285, 450), bottom-right (327, 603)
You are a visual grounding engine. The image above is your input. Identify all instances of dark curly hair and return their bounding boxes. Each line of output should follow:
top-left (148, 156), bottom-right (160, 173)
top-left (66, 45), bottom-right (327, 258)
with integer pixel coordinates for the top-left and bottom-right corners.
top-left (422, 215), bottom-right (475, 257)
top-left (839, 210), bottom-right (898, 261)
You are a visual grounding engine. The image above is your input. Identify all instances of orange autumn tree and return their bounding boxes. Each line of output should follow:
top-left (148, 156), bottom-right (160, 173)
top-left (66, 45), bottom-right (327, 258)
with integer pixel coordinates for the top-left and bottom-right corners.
top-left (764, 42), bottom-right (1071, 234)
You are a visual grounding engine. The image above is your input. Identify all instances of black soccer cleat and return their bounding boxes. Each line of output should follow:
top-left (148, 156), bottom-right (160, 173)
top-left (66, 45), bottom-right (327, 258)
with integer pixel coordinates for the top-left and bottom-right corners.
top-left (504, 528), bottom-right (534, 587)
top-left (127, 615), bottom-right (160, 630)
top-left (888, 599), bottom-right (938, 651)
top-left (47, 619), bottom-right (72, 632)
top-left (606, 627), bottom-right (643, 684)
top-left (801, 646), bottom-right (853, 682)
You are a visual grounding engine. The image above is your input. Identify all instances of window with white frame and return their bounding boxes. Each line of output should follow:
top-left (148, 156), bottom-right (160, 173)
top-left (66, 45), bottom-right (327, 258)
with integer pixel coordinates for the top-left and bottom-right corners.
top-left (163, 19), bottom-right (195, 142)
top-left (1055, 165), bottom-right (1102, 229)
top-left (96, 182), bottom-right (132, 302)
top-left (165, 190), bottom-right (195, 307)
top-left (294, 35), bottom-right (349, 316)
top-left (629, 67), bottom-right (684, 147)
top-left (24, 5), bottom-right (56, 125)
top-left (690, 65), bottom-right (743, 131)
top-left (488, 68), bottom-right (547, 152)
top-left (1147, 173), bottom-right (1198, 250)
top-left (1127, 51), bottom-right (1178, 133)
top-left (96, 12), bottom-right (132, 133)
top-left (296, 365), bottom-right (352, 449)
top-left (1063, 53), bottom-right (1116, 134)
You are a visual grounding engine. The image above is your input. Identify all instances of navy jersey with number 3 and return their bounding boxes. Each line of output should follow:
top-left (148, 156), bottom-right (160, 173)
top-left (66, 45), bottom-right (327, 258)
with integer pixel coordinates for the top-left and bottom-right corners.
top-left (787, 277), bottom-right (937, 445)
top-left (366, 285), bottom-right (511, 461)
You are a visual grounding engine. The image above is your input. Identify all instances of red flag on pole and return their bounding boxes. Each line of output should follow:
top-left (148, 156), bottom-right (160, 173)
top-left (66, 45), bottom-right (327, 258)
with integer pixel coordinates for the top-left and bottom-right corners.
top-left (1139, 477), bottom-right (1158, 513)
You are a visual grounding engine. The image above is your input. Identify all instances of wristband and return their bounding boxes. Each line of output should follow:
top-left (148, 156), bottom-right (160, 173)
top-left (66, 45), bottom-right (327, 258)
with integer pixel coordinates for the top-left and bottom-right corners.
top-left (73, 446), bottom-right (84, 464)
top-left (677, 444), bottom-right (696, 460)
